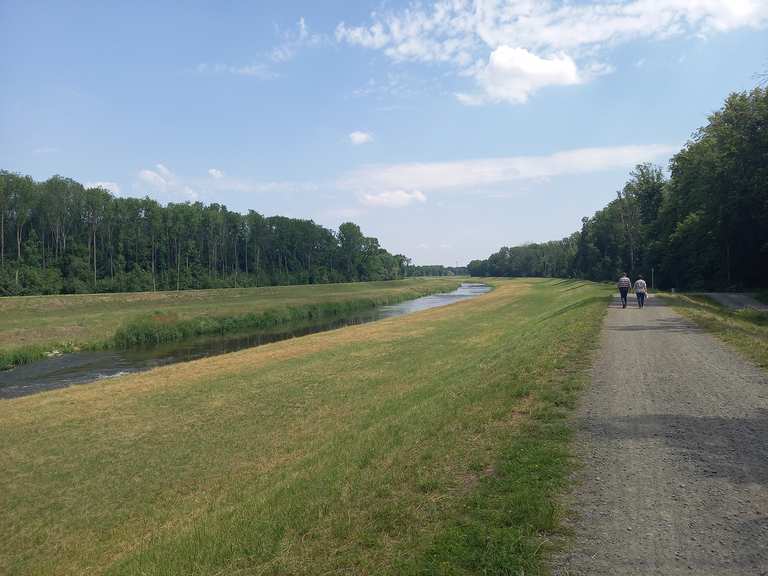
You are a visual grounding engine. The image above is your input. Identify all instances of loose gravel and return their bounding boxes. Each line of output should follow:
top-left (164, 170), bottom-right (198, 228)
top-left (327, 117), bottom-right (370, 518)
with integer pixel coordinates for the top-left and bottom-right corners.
top-left (554, 295), bottom-right (768, 575)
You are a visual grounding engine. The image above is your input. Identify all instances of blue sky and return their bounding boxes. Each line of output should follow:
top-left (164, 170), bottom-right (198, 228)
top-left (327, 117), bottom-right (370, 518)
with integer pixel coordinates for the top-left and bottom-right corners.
top-left (1, 1), bottom-right (766, 265)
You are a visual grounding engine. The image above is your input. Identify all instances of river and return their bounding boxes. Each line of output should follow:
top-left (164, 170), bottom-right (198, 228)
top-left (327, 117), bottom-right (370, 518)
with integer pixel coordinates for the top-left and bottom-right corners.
top-left (0, 282), bottom-right (490, 398)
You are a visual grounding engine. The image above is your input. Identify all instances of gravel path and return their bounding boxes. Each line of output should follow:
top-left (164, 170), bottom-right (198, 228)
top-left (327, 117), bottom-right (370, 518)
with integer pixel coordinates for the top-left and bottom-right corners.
top-left (554, 294), bottom-right (768, 575)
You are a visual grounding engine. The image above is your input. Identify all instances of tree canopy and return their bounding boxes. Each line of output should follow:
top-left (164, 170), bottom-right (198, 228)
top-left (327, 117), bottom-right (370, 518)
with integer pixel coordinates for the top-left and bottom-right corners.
top-left (0, 175), bottom-right (413, 295)
top-left (469, 87), bottom-right (768, 290)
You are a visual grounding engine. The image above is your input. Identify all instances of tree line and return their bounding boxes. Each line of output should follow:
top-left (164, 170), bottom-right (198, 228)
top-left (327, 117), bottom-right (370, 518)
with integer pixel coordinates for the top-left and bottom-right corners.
top-left (0, 174), bottom-right (423, 296)
top-left (468, 87), bottom-right (768, 290)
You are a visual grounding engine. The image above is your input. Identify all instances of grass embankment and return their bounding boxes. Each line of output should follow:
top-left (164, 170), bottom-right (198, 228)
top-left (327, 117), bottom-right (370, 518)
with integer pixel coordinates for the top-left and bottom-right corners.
top-left (664, 293), bottom-right (768, 368)
top-left (0, 278), bottom-right (612, 575)
top-left (0, 278), bottom-right (461, 369)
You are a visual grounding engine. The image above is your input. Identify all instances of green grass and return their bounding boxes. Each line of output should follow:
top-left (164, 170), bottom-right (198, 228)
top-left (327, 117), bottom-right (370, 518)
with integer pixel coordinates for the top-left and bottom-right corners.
top-left (0, 278), bottom-right (612, 575)
top-left (755, 291), bottom-right (768, 305)
top-left (663, 293), bottom-right (768, 368)
top-left (0, 278), bottom-right (461, 368)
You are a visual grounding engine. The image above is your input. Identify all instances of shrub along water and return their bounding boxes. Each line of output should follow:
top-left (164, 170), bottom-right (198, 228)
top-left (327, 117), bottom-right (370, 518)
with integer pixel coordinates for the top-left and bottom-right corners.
top-left (0, 279), bottom-right (462, 370)
top-left (112, 286), bottom-right (458, 348)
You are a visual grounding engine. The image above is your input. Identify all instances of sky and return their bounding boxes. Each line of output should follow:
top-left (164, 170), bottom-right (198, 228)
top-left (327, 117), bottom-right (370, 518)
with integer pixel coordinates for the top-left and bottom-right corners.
top-left (1, 1), bottom-right (766, 266)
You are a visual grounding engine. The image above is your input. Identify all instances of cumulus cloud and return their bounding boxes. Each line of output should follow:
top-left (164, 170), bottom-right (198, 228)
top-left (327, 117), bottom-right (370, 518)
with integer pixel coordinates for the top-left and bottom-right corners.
top-left (85, 181), bottom-right (121, 196)
top-left (457, 46), bottom-right (582, 104)
top-left (349, 131), bottom-right (374, 145)
top-left (208, 168), bottom-right (224, 179)
top-left (340, 144), bottom-right (677, 193)
top-left (336, 0), bottom-right (768, 104)
top-left (361, 189), bottom-right (427, 208)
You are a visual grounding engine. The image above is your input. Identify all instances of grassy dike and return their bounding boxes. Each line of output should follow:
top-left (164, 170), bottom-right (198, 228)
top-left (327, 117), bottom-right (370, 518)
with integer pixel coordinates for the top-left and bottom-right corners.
top-left (0, 278), bottom-right (461, 369)
top-left (663, 293), bottom-right (768, 368)
top-left (0, 278), bottom-right (612, 575)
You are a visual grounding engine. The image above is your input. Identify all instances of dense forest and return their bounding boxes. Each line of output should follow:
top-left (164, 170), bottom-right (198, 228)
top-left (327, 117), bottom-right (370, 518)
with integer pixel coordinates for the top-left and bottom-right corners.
top-left (468, 87), bottom-right (768, 290)
top-left (0, 175), bottom-right (430, 296)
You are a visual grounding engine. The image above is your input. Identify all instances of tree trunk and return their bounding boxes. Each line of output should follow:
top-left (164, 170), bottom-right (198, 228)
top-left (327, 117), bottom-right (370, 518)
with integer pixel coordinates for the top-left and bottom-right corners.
top-left (176, 239), bottom-right (181, 291)
top-left (255, 247), bottom-right (260, 288)
top-left (93, 226), bottom-right (97, 286)
top-left (151, 233), bottom-right (156, 291)
top-left (16, 222), bottom-right (22, 286)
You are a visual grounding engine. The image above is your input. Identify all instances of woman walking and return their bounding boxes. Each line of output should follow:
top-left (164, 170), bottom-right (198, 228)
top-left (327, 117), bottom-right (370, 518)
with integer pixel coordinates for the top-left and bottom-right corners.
top-left (634, 275), bottom-right (648, 308)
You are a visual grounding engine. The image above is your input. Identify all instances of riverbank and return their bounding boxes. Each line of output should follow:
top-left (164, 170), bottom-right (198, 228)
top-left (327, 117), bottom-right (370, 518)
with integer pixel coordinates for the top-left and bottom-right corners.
top-left (0, 278), bottom-right (461, 370)
top-left (0, 278), bottom-right (611, 575)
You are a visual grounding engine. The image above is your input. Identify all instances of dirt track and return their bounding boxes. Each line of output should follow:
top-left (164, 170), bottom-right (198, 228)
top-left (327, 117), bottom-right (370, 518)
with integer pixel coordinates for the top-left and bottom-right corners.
top-left (555, 295), bottom-right (768, 575)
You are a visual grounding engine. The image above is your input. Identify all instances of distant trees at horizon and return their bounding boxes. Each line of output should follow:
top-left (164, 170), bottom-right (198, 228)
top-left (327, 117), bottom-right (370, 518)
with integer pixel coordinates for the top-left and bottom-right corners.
top-left (469, 86), bottom-right (768, 291)
top-left (0, 174), bottom-right (445, 296)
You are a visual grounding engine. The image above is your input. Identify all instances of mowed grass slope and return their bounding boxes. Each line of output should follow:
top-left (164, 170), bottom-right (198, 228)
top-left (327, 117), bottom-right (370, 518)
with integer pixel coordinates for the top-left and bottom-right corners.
top-left (0, 279), bottom-right (612, 575)
top-left (0, 278), bottom-right (460, 365)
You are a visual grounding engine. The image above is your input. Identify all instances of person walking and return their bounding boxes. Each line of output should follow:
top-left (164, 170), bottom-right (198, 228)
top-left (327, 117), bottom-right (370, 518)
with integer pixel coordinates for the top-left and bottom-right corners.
top-left (618, 272), bottom-right (631, 309)
top-left (634, 275), bottom-right (648, 309)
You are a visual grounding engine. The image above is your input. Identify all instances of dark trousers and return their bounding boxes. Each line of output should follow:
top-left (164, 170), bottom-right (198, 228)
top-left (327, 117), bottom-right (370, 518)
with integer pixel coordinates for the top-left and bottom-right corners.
top-left (637, 292), bottom-right (646, 308)
top-left (619, 287), bottom-right (629, 308)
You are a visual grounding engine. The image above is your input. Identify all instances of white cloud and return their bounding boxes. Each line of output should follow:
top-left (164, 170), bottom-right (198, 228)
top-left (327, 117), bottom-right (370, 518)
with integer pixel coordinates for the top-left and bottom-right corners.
top-left (340, 144), bottom-right (677, 193)
top-left (457, 46), bottom-right (582, 104)
top-left (196, 62), bottom-right (275, 79)
top-left (208, 168), bottom-right (224, 179)
top-left (319, 207), bottom-right (366, 223)
top-left (336, 0), bottom-right (768, 104)
top-left (85, 181), bottom-right (121, 196)
top-left (271, 17), bottom-right (323, 63)
top-left (361, 189), bottom-right (427, 208)
top-left (137, 164), bottom-right (199, 201)
top-left (349, 131), bottom-right (374, 145)
top-left (198, 17), bottom-right (323, 78)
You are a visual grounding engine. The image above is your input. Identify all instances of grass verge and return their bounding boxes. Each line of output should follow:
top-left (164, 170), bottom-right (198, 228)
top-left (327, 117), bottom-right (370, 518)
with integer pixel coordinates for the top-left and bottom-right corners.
top-left (663, 293), bottom-right (768, 368)
top-left (0, 278), bottom-right (461, 369)
top-left (0, 278), bottom-right (611, 575)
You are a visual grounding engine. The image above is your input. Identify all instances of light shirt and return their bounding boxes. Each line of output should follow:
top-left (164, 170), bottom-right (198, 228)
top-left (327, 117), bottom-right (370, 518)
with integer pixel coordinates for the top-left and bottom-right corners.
top-left (634, 279), bottom-right (647, 293)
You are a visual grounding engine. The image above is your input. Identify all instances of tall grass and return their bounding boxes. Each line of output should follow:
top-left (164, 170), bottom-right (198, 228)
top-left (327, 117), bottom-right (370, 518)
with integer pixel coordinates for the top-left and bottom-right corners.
top-left (0, 279), bottom-right (462, 369)
top-left (112, 284), bottom-right (461, 348)
top-left (0, 343), bottom-right (77, 371)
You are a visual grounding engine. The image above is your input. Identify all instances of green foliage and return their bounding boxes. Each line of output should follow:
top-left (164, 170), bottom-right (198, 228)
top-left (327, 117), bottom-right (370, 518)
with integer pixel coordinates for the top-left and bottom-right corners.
top-left (471, 87), bottom-right (768, 290)
top-left (112, 288), bottom-right (453, 348)
top-left (0, 175), bottom-right (409, 296)
top-left (0, 342), bottom-right (77, 370)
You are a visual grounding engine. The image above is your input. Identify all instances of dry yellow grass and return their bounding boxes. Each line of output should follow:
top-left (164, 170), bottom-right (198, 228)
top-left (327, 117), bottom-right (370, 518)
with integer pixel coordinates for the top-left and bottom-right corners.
top-left (0, 278), bottom-right (612, 575)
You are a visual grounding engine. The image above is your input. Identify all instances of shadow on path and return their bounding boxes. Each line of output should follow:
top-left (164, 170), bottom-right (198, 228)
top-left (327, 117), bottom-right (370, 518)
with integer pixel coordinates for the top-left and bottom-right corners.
top-left (579, 409), bottom-right (768, 487)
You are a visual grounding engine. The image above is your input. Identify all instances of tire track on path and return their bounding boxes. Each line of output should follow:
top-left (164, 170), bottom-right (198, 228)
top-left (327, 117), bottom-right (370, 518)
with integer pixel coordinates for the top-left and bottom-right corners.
top-left (555, 295), bottom-right (768, 575)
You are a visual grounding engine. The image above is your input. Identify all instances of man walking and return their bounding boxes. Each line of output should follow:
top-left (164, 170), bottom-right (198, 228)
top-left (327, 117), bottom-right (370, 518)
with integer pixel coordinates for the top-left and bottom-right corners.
top-left (634, 275), bottom-right (648, 309)
top-left (618, 272), bottom-right (631, 309)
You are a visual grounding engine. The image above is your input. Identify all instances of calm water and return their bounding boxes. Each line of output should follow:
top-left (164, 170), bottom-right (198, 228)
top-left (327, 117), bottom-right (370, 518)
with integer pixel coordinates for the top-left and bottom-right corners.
top-left (0, 283), bottom-right (490, 398)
